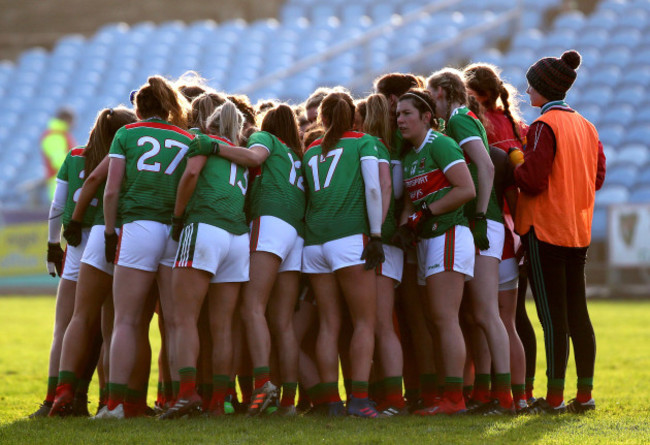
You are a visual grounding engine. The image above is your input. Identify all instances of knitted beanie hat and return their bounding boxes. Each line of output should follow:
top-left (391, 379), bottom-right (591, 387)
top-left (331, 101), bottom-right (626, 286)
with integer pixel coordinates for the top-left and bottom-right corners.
top-left (526, 50), bottom-right (582, 101)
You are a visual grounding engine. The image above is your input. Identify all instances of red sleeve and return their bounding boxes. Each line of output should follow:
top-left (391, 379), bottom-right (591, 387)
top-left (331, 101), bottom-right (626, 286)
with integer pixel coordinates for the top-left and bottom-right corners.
top-left (514, 121), bottom-right (555, 195)
top-left (595, 140), bottom-right (606, 191)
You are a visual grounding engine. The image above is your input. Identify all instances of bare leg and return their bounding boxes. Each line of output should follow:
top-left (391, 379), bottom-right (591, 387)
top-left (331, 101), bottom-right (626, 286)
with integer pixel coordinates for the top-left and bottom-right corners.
top-left (267, 271), bottom-right (300, 384)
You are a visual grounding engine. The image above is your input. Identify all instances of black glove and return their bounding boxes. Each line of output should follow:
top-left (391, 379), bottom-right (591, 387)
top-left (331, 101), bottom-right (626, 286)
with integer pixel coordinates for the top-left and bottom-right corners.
top-left (391, 225), bottom-right (417, 251)
top-left (63, 220), bottom-right (83, 247)
top-left (105, 231), bottom-right (119, 264)
top-left (361, 235), bottom-right (385, 270)
top-left (171, 215), bottom-right (184, 242)
top-left (407, 200), bottom-right (434, 235)
top-left (471, 212), bottom-right (490, 251)
top-left (46, 243), bottom-right (65, 277)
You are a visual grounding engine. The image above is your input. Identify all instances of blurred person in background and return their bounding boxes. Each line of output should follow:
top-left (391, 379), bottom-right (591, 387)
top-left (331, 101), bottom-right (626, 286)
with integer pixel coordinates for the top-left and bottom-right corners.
top-left (41, 107), bottom-right (77, 201)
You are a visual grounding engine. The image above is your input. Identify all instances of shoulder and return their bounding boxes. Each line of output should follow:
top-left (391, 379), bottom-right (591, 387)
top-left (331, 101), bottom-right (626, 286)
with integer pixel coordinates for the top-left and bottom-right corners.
top-left (248, 130), bottom-right (275, 150)
top-left (208, 134), bottom-right (234, 146)
top-left (69, 146), bottom-right (86, 158)
top-left (340, 131), bottom-right (367, 141)
top-left (125, 121), bottom-right (193, 140)
top-left (306, 138), bottom-right (323, 152)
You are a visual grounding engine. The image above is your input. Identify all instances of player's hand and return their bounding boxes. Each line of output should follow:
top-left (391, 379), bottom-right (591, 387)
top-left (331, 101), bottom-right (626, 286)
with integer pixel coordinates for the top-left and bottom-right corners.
top-left (187, 133), bottom-right (220, 158)
top-left (391, 225), bottom-right (417, 251)
top-left (46, 243), bottom-right (64, 277)
top-left (471, 213), bottom-right (490, 251)
top-left (361, 236), bottom-right (385, 270)
top-left (406, 201), bottom-right (433, 235)
top-left (63, 220), bottom-right (83, 247)
top-left (170, 215), bottom-right (184, 242)
top-left (104, 231), bottom-right (119, 264)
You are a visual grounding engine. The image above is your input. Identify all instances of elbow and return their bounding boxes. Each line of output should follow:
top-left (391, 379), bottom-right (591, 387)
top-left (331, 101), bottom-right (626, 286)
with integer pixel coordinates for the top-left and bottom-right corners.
top-left (463, 184), bottom-right (477, 203)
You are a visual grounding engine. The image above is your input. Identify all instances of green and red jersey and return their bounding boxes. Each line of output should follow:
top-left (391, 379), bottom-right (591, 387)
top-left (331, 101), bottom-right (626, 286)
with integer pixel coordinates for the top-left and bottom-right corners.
top-left (56, 146), bottom-right (99, 228)
top-left (246, 131), bottom-right (306, 235)
top-left (402, 129), bottom-right (468, 238)
top-left (185, 135), bottom-right (249, 235)
top-left (302, 131), bottom-right (378, 245)
top-left (374, 136), bottom-right (398, 245)
top-left (108, 118), bottom-right (193, 225)
top-left (446, 106), bottom-right (503, 223)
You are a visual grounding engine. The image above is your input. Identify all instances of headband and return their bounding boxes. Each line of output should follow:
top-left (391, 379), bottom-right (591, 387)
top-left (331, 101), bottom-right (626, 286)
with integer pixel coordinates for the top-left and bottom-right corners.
top-left (402, 92), bottom-right (434, 115)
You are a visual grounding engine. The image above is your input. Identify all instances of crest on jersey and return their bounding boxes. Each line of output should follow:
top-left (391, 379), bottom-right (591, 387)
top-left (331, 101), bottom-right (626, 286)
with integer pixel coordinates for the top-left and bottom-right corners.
top-left (419, 157), bottom-right (426, 169)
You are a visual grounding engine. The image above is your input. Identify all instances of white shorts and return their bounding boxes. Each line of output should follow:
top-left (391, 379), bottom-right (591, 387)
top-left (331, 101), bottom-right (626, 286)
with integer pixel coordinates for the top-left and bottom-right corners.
top-left (81, 225), bottom-right (119, 276)
top-left (250, 216), bottom-right (303, 273)
top-left (61, 228), bottom-right (90, 281)
top-left (477, 219), bottom-right (505, 260)
top-left (174, 222), bottom-right (250, 283)
top-left (377, 244), bottom-right (404, 283)
top-left (416, 225), bottom-right (475, 285)
top-left (499, 258), bottom-right (519, 290)
top-left (302, 234), bottom-right (366, 274)
top-left (116, 220), bottom-right (178, 272)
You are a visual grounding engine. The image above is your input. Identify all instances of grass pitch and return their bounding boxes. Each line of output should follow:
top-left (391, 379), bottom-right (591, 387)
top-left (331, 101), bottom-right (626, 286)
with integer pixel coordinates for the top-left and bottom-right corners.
top-left (0, 297), bottom-right (648, 444)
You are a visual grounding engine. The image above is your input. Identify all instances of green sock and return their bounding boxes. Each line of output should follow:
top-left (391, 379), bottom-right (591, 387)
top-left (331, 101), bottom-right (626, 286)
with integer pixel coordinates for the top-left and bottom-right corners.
top-left (350, 381), bottom-right (369, 399)
top-left (253, 366), bottom-right (270, 389)
top-left (46, 376), bottom-right (58, 402)
top-left (306, 383), bottom-right (322, 405)
top-left (107, 382), bottom-right (127, 404)
top-left (444, 376), bottom-right (464, 403)
top-left (58, 370), bottom-right (77, 387)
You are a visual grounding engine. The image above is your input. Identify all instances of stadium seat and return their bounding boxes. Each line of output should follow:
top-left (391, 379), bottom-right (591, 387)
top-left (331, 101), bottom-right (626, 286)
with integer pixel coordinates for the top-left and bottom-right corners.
top-left (597, 124), bottom-right (625, 148)
top-left (625, 124), bottom-right (650, 145)
top-left (609, 28), bottom-right (643, 49)
top-left (585, 65), bottom-right (621, 89)
top-left (595, 184), bottom-right (630, 208)
top-left (369, 3), bottom-right (396, 24)
top-left (604, 165), bottom-right (638, 189)
top-left (615, 86), bottom-right (646, 107)
top-left (511, 29), bottom-right (544, 52)
top-left (590, 207), bottom-right (608, 241)
top-left (628, 184), bottom-right (650, 203)
top-left (634, 162), bottom-right (650, 185)
top-left (600, 105), bottom-right (634, 127)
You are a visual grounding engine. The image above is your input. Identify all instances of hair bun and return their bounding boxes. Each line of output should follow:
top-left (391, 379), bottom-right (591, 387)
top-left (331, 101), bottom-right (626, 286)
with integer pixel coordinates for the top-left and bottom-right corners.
top-left (561, 50), bottom-right (581, 70)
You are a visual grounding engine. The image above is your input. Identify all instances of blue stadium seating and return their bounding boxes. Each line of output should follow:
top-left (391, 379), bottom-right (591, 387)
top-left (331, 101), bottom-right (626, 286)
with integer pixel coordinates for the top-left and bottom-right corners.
top-left (0, 0), bottom-right (649, 214)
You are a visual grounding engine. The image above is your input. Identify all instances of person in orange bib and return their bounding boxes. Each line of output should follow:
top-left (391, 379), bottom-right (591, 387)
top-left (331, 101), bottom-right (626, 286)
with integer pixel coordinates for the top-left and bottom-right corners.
top-left (514, 50), bottom-right (606, 415)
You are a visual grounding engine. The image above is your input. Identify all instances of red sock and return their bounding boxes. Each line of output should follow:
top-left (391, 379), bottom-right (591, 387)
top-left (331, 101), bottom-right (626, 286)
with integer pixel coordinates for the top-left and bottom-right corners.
top-left (178, 367), bottom-right (198, 400)
top-left (546, 389), bottom-right (564, 408)
top-left (253, 367), bottom-right (270, 390)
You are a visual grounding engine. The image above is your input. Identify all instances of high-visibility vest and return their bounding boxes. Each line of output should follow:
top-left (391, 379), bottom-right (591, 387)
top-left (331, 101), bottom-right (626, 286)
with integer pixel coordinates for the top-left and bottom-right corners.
top-left (41, 118), bottom-right (76, 178)
top-left (515, 109), bottom-right (600, 248)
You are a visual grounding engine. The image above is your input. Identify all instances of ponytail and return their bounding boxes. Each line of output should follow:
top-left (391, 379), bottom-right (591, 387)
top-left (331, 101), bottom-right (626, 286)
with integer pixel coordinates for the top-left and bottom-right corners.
top-left (134, 75), bottom-right (190, 129)
top-left (190, 92), bottom-right (227, 133)
top-left (500, 85), bottom-right (524, 146)
top-left (261, 104), bottom-right (303, 159)
top-left (319, 92), bottom-right (355, 155)
top-left (85, 106), bottom-right (137, 177)
top-left (463, 62), bottom-right (525, 146)
top-left (363, 94), bottom-right (393, 150)
top-left (206, 100), bottom-right (244, 144)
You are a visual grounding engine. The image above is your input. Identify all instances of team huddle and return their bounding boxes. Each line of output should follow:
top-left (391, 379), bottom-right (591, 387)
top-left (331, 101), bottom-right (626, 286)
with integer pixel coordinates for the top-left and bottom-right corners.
top-left (34, 48), bottom-right (604, 420)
